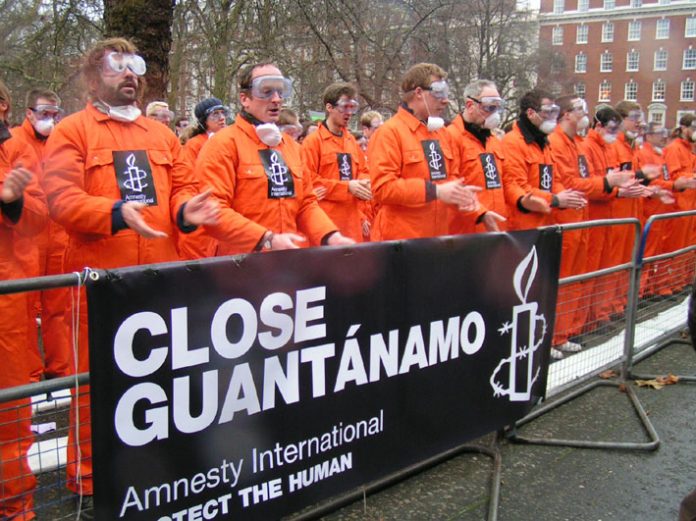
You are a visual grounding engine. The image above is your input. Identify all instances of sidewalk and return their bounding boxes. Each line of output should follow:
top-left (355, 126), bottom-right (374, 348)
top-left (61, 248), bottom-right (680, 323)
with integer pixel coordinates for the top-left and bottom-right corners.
top-left (320, 336), bottom-right (696, 521)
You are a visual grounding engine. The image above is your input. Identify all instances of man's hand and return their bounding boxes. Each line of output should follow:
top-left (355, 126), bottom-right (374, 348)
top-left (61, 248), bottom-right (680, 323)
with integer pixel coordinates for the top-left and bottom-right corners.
top-left (270, 232), bottom-right (307, 250)
top-left (606, 169), bottom-right (635, 188)
top-left (437, 180), bottom-right (481, 211)
top-left (617, 183), bottom-right (646, 198)
top-left (481, 211), bottom-right (506, 232)
top-left (183, 190), bottom-right (219, 226)
top-left (121, 201), bottom-right (168, 238)
top-left (675, 177), bottom-right (696, 191)
top-left (555, 189), bottom-right (587, 210)
top-left (348, 179), bottom-right (372, 200)
top-left (640, 164), bottom-right (662, 181)
top-left (361, 218), bottom-right (371, 237)
top-left (327, 232), bottom-right (355, 246)
top-left (1, 166), bottom-right (33, 204)
top-left (313, 186), bottom-right (327, 200)
top-left (520, 193), bottom-right (551, 214)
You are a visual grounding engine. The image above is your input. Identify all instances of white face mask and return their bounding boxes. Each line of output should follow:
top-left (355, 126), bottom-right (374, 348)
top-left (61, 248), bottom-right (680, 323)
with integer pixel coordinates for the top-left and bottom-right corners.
top-left (107, 104), bottom-right (142, 122)
top-left (690, 130), bottom-right (696, 142)
top-left (256, 122), bottom-right (282, 147)
top-left (427, 116), bottom-right (445, 132)
top-left (33, 118), bottom-right (55, 137)
top-left (482, 112), bottom-right (501, 130)
top-left (653, 146), bottom-right (663, 154)
top-left (602, 132), bottom-right (618, 145)
top-left (539, 119), bottom-right (557, 134)
top-left (625, 130), bottom-right (638, 140)
top-left (576, 115), bottom-right (590, 133)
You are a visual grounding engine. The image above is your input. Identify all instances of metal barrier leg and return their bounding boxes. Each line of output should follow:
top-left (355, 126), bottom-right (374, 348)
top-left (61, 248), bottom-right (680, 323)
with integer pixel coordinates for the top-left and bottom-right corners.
top-left (286, 431), bottom-right (503, 521)
top-left (505, 379), bottom-right (660, 451)
top-left (628, 337), bottom-right (696, 383)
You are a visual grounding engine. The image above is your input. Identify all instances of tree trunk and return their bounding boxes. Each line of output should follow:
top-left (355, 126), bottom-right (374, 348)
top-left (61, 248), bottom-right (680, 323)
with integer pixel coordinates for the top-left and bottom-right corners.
top-left (103, 0), bottom-right (174, 106)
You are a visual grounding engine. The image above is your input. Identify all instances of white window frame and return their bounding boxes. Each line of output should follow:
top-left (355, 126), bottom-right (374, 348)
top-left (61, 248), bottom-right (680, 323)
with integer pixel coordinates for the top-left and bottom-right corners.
top-left (578, 0), bottom-right (589, 11)
top-left (652, 79), bottom-right (666, 101)
top-left (602, 22), bottom-right (614, 42)
top-left (604, 0), bottom-right (615, 9)
top-left (630, 0), bottom-right (641, 6)
top-left (576, 24), bottom-right (588, 44)
top-left (626, 50), bottom-right (639, 71)
top-left (684, 47), bottom-right (696, 70)
top-left (624, 81), bottom-right (638, 101)
top-left (575, 53), bottom-right (587, 73)
top-left (681, 79), bottom-right (695, 101)
top-left (552, 26), bottom-right (564, 45)
top-left (686, 17), bottom-right (696, 38)
top-left (553, 0), bottom-right (565, 14)
top-left (599, 80), bottom-right (612, 102)
top-left (654, 49), bottom-right (668, 71)
top-left (628, 20), bottom-right (641, 41)
top-left (656, 18), bottom-right (669, 39)
top-left (575, 82), bottom-right (586, 98)
top-left (600, 51), bottom-right (613, 72)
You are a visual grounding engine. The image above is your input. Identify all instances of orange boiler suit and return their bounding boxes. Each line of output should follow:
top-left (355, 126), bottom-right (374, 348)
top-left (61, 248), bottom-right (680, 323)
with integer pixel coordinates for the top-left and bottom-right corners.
top-left (301, 122), bottom-right (369, 242)
top-left (12, 119), bottom-right (72, 378)
top-left (0, 131), bottom-right (48, 521)
top-left (446, 114), bottom-right (506, 234)
top-left (368, 106), bottom-right (458, 240)
top-left (196, 114), bottom-right (337, 255)
top-left (501, 119), bottom-right (563, 231)
top-left (41, 102), bottom-right (199, 496)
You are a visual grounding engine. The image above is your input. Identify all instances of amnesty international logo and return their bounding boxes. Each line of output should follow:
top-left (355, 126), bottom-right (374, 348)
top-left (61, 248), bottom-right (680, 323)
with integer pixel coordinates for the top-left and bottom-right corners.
top-left (112, 150), bottom-right (157, 205)
top-left (490, 246), bottom-right (547, 402)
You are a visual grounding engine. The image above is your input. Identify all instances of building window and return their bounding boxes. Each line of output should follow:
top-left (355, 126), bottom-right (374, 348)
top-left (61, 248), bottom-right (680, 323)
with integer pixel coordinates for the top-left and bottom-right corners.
top-left (649, 109), bottom-right (665, 125)
top-left (575, 82), bottom-right (586, 98)
top-left (658, 0), bottom-right (669, 4)
top-left (656, 19), bottom-right (670, 39)
top-left (628, 21), bottom-right (641, 41)
top-left (684, 48), bottom-right (696, 70)
top-left (630, 0), bottom-right (641, 6)
top-left (676, 110), bottom-right (696, 124)
top-left (578, 0), bottom-right (589, 11)
top-left (576, 25), bottom-right (588, 44)
top-left (626, 50), bottom-right (640, 71)
top-left (600, 51), bottom-right (613, 72)
top-left (686, 17), bottom-right (696, 38)
top-left (602, 22), bottom-right (614, 42)
top-left (652, 79), bottom-right (666, 101)
top-left (553, 0), bottom-right (564, 14)
top-left (681, 79), bottom-right (695, 101)
top-left (604, 0), bottom-right (615, 9)
top-left (575, 53), bottom-right (587, 73)
top-left (599, 80), bottom-right (611, 102)
top-left (625, 81), bottom-right (638, 101)
top-left (552, 26), bottom-right (564, 45)
top-left (654, 49), bottom-right (668, 70)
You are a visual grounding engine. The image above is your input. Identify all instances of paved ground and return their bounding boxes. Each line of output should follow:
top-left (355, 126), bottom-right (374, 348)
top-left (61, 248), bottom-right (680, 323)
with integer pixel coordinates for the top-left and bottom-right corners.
top-left (312, 335), bottom-right (696, 521)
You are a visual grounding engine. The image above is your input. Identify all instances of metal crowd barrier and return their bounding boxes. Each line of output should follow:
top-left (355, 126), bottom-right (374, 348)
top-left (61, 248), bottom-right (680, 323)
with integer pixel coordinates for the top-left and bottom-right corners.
top-left (1, 214), bottom-right (693, 520)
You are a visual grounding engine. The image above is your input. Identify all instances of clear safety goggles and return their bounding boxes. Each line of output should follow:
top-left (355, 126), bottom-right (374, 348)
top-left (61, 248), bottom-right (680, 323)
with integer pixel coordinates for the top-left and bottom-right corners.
top-left (205, 106), bottom-right (229, 120)
top-left (603, 121), bottom-right (621, 135)
top-left (646, 127), bottom-right (669, 138)
top-left (571, 99), bottom-right (588, 114)
top-left (626, 110), bottom-right (645, 123)
top-left (30, 104), bottom-right (63, 121)
top-left (423, 80), bottom-right (450, 101)
top-left (103, 51), bottom-right (147, 76)
top-left (538, 103), bottom-right (560, 120)
top-left (334, 99), bottom-right (359, 115)
top-left (248, 75), bottom-right (293, 100)
top-left (468, 95), bottom-right (506, 114)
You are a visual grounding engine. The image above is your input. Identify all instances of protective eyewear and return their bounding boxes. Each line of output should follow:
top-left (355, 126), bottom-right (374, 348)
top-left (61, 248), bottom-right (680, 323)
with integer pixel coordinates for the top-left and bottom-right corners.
top-left (626, 110), bottom-right (645, 123)
top-left (334, 99), bottom-right (359, 115)
top-left (647, 127), bottom-right (669, 138)
top-left (571, 100), bottom-right (588, 114)
top-left (205, 106), bottom-right (229, 120)
top-left (30, 105), bottom-right (63, 121)
top-left (423, 80), bottom-right (450, 101)
top-left (249, 75), bottom-right (293, 100)
top-left (468, 96), bottom-right (506, 114)
top-left (603, 121), bottom-right (621, 134)
top-left (103, 52), bottom-right (147, 76)
top-left (538, 103), bottom-right (560, 120)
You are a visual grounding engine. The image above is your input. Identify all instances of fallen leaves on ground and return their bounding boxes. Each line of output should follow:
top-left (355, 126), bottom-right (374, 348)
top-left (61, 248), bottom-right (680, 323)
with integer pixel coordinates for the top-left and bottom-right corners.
top-left (634, 374), bottom-right (680, 390)
top-left (599, 370), bottom-right (618, 379)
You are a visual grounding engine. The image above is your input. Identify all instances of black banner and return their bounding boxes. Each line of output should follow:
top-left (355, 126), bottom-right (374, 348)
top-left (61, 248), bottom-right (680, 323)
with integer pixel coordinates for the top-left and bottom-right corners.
top-left (88, 230), bottom-right (561, 520)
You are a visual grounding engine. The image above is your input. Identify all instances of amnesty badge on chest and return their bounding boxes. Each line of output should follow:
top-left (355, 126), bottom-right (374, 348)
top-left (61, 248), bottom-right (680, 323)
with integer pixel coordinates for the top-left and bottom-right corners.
top-left (259, 149), bottom-right (295, 199)
top-left (113, 150), bottom-right (158, 206)
top-left (578, 155), bottom-right (590, 179)
top-left (337, 153), bottom-right (353, 181)
top-left (421, 140), bottom-right (447, 181)
top-left (538, 164), bottom-right (553, 192)
top-left (479, 153), bottom-right (501, 189)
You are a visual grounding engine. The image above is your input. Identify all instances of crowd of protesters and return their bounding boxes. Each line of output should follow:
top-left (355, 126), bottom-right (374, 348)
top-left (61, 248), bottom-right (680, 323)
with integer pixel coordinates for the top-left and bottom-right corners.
top-left (1, 36), bottom-right (696, 520)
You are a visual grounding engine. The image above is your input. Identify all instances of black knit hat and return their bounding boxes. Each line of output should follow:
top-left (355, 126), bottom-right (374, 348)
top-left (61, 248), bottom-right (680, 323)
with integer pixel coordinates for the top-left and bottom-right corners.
top-left (194, 97), bottom-right (225, 129)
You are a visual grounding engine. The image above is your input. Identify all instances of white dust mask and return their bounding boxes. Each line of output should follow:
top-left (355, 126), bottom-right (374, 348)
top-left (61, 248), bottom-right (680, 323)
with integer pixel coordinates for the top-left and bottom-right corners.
top-left (256, 123), bottom-right (282, 147)
top-left (34, 118), bottom-right (55, 137)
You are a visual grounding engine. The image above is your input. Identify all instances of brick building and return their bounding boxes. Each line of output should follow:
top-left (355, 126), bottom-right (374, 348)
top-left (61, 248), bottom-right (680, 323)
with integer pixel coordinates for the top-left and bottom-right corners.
top-left (539, 0), bottom-right (696, 128)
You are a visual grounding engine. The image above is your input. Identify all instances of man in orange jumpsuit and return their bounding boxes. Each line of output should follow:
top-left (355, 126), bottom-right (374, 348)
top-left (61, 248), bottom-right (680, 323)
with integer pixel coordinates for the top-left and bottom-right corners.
top-left (368, 63), bottom-right (480, 240)
top-left (178, 97), bottom-right (229, 259)
top-left (41, 38), bottom-right (218, 519)
top-left (12, 88), bottom-right (72, 379)
top-left (502, 89), bottom-right (587, 233)
top-left (663, 114), bottom-right (696, 291)
top-left (302, 82), bottom-right (371, 242)
top-left (446, 79), bottom-right (507, 234)
top-left (548, 95), bottom-right (633, 357)
top-left (196, 63), bottom-right (353, 254)
top-left (0, 78), bottom-right (48, 521)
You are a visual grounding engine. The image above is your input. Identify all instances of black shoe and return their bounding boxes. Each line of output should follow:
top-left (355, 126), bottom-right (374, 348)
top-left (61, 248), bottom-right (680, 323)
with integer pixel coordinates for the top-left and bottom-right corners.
top-left (74, 495), bottom-right (94, 521)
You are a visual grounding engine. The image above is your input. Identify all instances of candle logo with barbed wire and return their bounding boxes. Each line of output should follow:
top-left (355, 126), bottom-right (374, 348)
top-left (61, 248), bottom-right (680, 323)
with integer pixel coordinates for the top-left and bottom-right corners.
top-left (490, 246), bottom-right (547, 402)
